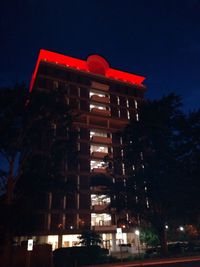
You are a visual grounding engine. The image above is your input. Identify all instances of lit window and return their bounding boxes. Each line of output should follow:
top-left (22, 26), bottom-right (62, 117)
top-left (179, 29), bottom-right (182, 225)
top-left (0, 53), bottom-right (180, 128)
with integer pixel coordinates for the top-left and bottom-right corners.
top-left (122, 163), bottom-right (125, 175)
top-left (126, 99), bottom-right (129, 107)
top-left (91, 213), bottom-right (111, 226)
top-left (146, 198), bottom-right (150, 208)
top-left (90, 91), bottom-right (106, 98)
top-left (118, 109), bottom-right (121, 117)
top-left (90, 104), bottom-right (106, 110)
top-left (134, 100), bottom-right (138, 109)
top-left (53, 81), bottom-right (59, 89)
top-left (117, 97), bottom-right (120, 105)
top-left (91, 195), bottom-right (111, 206)
top-left (90, 130), bottom-right (107, 138)
top-left (136, 113), bottom-right (139, 121)
top-left (127, 110), bottom-right (130, 119)
top-left (90, 160), bottom-right (105, 170)
top-left (77, 143), bottom-right (80, 151)
top-left (90, 145), bottom-right (108, 153)
top-left (120, 137), bottom-right (123, 145)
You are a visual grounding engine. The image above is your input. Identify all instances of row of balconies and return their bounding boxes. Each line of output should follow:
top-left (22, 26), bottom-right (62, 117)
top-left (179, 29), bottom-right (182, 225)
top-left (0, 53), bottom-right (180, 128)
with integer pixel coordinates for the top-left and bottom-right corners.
top-left (90, 88), bottom-right (110, 118)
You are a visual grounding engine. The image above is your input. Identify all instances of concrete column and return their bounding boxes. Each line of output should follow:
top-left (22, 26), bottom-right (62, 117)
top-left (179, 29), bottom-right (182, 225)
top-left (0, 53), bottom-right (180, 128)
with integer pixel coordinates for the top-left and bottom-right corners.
top-left (111, 233), bottom-right (117, 252)
top-left (58, 234), bottom-right (63, 248)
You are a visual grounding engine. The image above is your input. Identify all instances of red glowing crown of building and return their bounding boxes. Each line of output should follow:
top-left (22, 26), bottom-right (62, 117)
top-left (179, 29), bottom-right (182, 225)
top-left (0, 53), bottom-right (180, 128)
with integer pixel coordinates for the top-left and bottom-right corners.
top-left (30, 49), bottom-right (146, 91)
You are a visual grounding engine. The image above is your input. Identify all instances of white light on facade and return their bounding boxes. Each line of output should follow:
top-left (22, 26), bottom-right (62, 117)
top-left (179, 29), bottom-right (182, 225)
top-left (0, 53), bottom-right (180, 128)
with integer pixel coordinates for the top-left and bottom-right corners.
top-left (135, 230), bottom-right (140, 236)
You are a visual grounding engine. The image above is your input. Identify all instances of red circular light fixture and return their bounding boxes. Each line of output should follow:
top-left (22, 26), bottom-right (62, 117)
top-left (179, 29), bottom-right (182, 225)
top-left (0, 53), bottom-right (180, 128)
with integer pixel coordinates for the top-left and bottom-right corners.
top-left (87, 55), bottom-right (110, 76)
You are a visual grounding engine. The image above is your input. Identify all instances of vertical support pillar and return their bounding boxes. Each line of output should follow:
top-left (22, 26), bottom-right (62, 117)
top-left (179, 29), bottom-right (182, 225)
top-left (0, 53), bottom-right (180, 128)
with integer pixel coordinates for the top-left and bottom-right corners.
top-left (111, 233), bottom-right (117, 252)
top-left (58, 234), bottom-right (63, 248)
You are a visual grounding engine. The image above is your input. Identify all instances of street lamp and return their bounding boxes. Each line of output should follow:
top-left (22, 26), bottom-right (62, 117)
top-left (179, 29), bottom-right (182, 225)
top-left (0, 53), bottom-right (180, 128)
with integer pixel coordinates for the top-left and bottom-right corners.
top-left (179, 226), bottom-right (184, 231)
top-left (135, 229), bottom-right (140, 258)
top-left (135, 229), bottom-right (140, 236)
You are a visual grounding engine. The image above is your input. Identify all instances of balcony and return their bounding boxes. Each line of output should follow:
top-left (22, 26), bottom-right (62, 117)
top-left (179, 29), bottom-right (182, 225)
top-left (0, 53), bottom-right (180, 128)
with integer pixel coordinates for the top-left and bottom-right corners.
top-left (90, 186), bottom-right (109, 193)
top-left (91, 82), bottom-right (109, 91)
top-left (91, 108), bottom-right (110, 116)
top-left (91, 204), bottom-right (109, 211)
top-left (91, 136), bottom-right (112, 144)
top-left (92, 225), bottom-right (117, 231)
top-left (91, 151), bottom-right (108, 159)
top-left (92, 168), bottom-right (107, 174)
top-left (91, 95), bottom-right (110, 104)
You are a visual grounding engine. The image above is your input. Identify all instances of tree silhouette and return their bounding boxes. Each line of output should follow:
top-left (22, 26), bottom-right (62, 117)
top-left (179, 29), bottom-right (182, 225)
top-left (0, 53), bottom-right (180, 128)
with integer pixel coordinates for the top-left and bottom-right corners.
top-left (0, 84), bottom-right (74, 266)
top-left (123, 94), bottom-right (187, 255)
top-left (78, 230), bottom-right (102, 247)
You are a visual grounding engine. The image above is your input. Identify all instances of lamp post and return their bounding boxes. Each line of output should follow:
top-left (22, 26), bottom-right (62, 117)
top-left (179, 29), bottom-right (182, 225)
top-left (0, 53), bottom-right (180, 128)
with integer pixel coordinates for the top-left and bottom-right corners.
top-left (135, 229), bottom-right (140, 258)
top-left (179, 226), bottom-right (184, 232)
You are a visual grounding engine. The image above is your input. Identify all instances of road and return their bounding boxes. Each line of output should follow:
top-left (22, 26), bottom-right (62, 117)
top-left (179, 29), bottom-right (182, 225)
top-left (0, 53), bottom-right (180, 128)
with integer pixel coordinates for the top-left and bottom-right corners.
top-left (140, 261), bottom-right (200, 267)
top-left (86, 256), bottom-right (200, 267)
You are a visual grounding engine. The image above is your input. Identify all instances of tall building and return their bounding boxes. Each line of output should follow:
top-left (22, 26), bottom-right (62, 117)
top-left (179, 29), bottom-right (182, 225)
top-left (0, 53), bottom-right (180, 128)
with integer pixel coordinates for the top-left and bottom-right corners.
top-left (19, 49), bottom-right (146, 251)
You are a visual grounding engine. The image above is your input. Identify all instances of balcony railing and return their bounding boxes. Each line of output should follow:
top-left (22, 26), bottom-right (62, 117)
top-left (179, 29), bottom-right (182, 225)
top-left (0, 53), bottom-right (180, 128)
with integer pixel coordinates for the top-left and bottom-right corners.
top-left (91, 204), bottom-right (109, 211)
top-left (91, 108), bottom-right (110, 116)
top-left (90, 186), bottom-right (109, 192)
top-left (91, 82), bottom-right (109, 91)
top-left (91, 151), bottom-right (108, 159)
top-left (91, 136), bottom-right (112, 144)
top-left (92, 225), bottom-right (117, 231)
top-left (92, 168), bottom-right (107, 173)
top-left (91, 95), bottom-right (110, 104)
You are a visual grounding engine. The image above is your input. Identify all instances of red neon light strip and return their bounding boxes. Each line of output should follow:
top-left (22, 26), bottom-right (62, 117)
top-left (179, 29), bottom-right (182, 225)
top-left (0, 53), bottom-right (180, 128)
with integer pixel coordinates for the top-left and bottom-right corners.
top-left (30, 49), bottom-right (145, 91)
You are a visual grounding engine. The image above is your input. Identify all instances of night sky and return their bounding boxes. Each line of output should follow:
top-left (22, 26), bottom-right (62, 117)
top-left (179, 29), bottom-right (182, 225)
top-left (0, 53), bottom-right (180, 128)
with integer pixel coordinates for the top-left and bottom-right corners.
top-left (1, 0), bottom-right (200, 111)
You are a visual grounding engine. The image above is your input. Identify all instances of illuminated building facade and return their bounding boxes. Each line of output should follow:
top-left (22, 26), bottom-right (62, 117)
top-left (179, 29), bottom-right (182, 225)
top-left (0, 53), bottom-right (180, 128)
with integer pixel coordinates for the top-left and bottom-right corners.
top-left (19, 49), bottom-right (146, 250)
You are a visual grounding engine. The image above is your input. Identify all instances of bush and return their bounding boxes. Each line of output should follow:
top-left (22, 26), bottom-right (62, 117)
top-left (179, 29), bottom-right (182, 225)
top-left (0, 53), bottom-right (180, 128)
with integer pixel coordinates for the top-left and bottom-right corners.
top-left (53, 246), bottom-right (109, 267)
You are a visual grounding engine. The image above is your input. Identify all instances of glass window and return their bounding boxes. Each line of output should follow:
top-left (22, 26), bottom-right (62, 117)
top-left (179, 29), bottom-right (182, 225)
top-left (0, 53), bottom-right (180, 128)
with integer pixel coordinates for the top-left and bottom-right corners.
top-left (90, 160), bottom-right (106, 170)
top-left (90, 130), bottom-right (108, 138)
top-left (91, 213), bottom-right (112, 226)
top-left (91, 195), bottom-right (111, 205)
top-left (90, 145), bottom-right (108, 153)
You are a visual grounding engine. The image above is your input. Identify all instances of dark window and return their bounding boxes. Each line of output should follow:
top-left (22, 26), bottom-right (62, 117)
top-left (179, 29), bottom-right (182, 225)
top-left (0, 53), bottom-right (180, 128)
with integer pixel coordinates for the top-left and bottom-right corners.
top-left (51, 194), bottom-right (63, 209)
top-left (66, 193), bottom-right (77, 209)
top-left (79, 193), bottom-right (90, 209)
top-left (51, 213), bottom-right (62, 231)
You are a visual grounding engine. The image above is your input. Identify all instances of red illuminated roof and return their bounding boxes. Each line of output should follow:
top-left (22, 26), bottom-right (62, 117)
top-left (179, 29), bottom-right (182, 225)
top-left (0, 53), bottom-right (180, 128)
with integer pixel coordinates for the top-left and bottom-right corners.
top-left (30, 49), bottom-right (146, 91)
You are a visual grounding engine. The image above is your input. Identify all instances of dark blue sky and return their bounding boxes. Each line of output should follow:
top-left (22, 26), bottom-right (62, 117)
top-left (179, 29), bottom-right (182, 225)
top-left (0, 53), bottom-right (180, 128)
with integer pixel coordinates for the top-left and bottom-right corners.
top-left (1, 0), bottom-right (200, 111)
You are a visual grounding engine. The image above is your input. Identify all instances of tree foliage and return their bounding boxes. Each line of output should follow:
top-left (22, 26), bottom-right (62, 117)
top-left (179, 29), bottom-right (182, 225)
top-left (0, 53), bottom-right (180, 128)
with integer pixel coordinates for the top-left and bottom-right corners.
top-left (140, 228), bottom-right (160, 248)
top-left (0, 84), bottom-right (74, 266)
top-left (78, 230), bottom-right (102, 247)
top-left (0, 84), bottom-right (28, 198)
top-left (123, 94), bottom-right (200, 254)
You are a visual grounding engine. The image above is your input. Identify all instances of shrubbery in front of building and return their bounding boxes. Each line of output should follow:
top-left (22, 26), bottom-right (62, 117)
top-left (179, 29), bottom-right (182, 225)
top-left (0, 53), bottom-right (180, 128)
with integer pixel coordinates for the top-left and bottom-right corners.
top-left (53, 246), bottom-right (109, 267)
